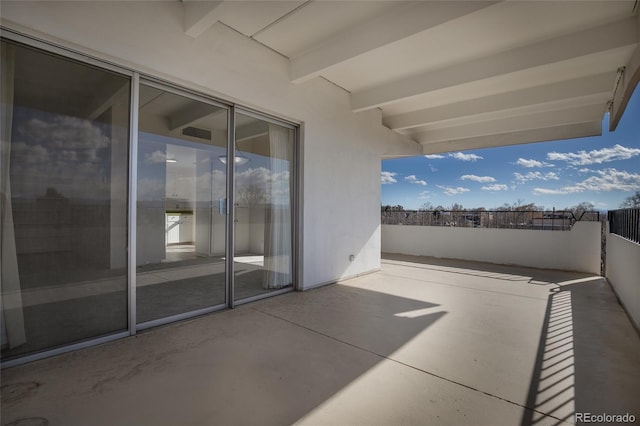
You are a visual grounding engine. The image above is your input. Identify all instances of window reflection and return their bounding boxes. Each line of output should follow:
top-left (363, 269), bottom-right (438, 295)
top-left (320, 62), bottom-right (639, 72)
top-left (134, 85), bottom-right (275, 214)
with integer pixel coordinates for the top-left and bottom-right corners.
top-left (0, 40), bottom-right (298, 362)
top-left (234, 114), bottom-right (294, 301)
top-left (136, 85), bottom-right (228, 323)
top-left (1, 40), bottom-right (130, 359)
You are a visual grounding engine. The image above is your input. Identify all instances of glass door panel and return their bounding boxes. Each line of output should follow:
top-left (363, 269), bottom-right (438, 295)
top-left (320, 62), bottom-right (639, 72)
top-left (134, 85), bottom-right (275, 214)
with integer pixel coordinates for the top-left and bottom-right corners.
top-left (136, 84), bottom-right (228, 323)
top-left (1, 40), bottom-right (130, 359)
top-left (233, 113), bottom-right (294, 302)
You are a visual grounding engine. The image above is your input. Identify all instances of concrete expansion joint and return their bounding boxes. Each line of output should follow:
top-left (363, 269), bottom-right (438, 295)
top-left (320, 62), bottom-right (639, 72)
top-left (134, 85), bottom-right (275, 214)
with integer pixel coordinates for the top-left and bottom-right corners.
top-left (249, 306), bottom-right (562, 423)
top-left (385, 358), bottom-right (565, 424)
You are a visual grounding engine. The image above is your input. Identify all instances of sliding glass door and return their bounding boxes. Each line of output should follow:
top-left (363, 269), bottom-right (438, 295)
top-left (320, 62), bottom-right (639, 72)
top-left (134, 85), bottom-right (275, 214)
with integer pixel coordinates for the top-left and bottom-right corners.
top-left (134, 95), bottom-right (297, 321)
top-left (136, 83), bottom-right (228, 325)
top-left (1, 36), bottom-right (298, 364)
top-left (233, 112), bottom-right (295, 303)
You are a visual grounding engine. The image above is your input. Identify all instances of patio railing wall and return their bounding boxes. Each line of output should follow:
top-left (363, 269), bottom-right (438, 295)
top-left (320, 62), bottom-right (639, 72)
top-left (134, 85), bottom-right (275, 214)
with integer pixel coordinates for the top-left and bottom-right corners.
top-left (606, 208), bottom-right (640, 330)
top-left (381, 221), bottom-right (602, 274)
top-left (608, 208), bottom-right (640, 244)
top-left (381, 210), bottom-right (601, 230)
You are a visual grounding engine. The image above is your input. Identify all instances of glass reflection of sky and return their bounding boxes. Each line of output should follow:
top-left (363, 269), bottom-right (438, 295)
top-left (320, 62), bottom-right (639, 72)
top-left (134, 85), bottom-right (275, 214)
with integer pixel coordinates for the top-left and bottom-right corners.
top-left (137, 131), bottom-right (292, 207)
top-left (137, 131), bottom-right (227, 203)
top-left (10, 106), bottom-right (115, 202)
top-left (235, 151), bottom-right (291, 206)
top-left (10, 112), bottom-right (292, 208)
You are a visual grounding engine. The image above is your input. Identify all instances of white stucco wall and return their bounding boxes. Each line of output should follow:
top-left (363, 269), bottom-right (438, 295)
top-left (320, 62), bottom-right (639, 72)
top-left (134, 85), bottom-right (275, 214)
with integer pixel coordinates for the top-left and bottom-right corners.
top-left (606, 233), bottom-right (640, 330)
top-left (382, 222), bottom-right (602, 274)
top-left (1, 2), bottom-right (420, 289)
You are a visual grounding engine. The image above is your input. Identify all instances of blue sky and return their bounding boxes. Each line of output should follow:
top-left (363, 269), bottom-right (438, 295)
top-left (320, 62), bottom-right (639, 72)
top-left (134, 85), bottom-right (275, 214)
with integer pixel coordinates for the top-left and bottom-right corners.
top-left (381, 86), bottom-right (640, 211)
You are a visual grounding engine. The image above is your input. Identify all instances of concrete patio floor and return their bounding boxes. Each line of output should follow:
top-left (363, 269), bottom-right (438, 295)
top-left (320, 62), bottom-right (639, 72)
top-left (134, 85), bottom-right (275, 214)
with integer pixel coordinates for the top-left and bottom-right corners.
top-left (2, 254), bottom-right (640, 426)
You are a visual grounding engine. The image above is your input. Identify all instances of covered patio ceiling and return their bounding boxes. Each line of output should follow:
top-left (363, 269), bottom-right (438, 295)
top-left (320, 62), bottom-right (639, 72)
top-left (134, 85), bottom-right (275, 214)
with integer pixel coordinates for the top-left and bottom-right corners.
top-left (183, 0), bottom-right (640, 154)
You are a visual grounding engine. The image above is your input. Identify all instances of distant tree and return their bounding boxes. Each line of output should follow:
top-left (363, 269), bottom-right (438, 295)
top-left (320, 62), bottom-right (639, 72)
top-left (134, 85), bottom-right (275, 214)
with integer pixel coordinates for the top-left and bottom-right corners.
top-left (514, 198), bottom-right (525, 207)
top-left (418, 202), bottom-right (434, 211)
top-left (44, 187), bottom-right (65, 199)
top-left (620, 191), bottom-right (640, 208)
top-left (449, 202), bottom-right (465, 211)
top-left (515, 202), bottom-right (539, 211)
top-left (498, 200), bottom-right (541, 211)
top-left (382, 204), bottom-right (405, 212)
top-left (566, 202), bottom-right (595, 218)
top-left (237, 183), bottom-right (266, 206)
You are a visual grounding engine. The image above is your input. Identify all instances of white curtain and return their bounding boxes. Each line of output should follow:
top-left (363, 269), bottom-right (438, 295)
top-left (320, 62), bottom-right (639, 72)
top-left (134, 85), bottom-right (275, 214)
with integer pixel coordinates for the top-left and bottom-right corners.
top-left (1, 44), bottom-right (27, 349)
top-left (263, 124), bottom-right (292, 289)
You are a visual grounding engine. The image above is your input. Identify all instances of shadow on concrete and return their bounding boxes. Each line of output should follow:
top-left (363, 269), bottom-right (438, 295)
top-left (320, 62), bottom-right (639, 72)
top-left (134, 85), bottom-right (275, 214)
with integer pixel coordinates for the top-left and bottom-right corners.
top-left (1, 284), bottom-right (447, 426)
top-left (254, 280), bottom-right (448, 361)
top-left (382, 253), bottom-right (640, 424)
top-left (2, 259), bottom-right (288, 360)
top-left (520, 277), bottom-right (640, 425)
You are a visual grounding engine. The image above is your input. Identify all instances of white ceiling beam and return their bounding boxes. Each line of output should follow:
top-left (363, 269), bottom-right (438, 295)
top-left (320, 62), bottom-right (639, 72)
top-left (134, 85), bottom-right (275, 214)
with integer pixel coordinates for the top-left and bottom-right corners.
top-left (384, 72), bottom-right (615, 131)
top-left (407, 93), bottom-right (609, 133)
top-left (183, 1), bottom-right (224, 38)
top-left (422, 122), bottom-right (602, 155)
top-left (610, 10), bottom-right (640, 130)
top-left (290, 1), bottom-right (498, 84)
top-left (236, 120), bottom-right (269, 142)
top-left (610, 45), bottom-right (640, 131)
top-left (168, 104), bottom-right (224, 131)
top-left (352, 17), bottom-right (638, 112)
top-left (414, 104), bottom-right (604, 144)
top-left (88, 81), bottom-right (130, 121)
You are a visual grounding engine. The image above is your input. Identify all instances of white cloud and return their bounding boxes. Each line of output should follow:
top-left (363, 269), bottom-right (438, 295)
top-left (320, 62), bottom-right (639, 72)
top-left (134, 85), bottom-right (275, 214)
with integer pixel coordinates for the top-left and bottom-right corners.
top-left (20, 116), bottom-right (110, 152)
top-left (424, 154), bottom-right (445, 159)
top-left (514, 171), bottom-right (560, 184)
top-left (11, 142), bottom-right (50, 164)
top-left (137, 177), bottom-right (167, 201)
top-left (481, 184), bottom-right (508, 191)
top-left (418, 190), bottom-right (430, 199)
top-left (10, 115), bottom-right (116, 200)
top-left (516, 158), bottom-right (554, 168)
top-left (437, 185), bottom-right (470, 196)
top-left (547, 144), bottom-right (640, 166)
top-left (578, 168), bottom-right (593, 173)
top-left (461, 174), bottom-right (495, 183)
top-left (572, 169), bottom-right (640, 192)
top-left (532, 187), bottom-right (574, 195)
top-left (381, 171), bottom-right (398, 184)
top-left (145, 150), bottom-right (168, 164)
top-left (405, 175), bottom-right (427, 186)
top-left (533, 168), bottom-right (640, 195)
top-left (449, 152), bottom-right (483, 162)
top-left (231, 167), bottom-right (291, 205)
top-left (429, 164), bottom-right (438, 172)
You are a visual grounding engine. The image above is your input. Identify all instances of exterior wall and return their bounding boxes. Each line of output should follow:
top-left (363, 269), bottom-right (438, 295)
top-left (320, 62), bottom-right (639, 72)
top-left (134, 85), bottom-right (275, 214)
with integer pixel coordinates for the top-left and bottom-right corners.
top-left (1, 2), bottom-right (420, 289)
top-left (382, 222), bottom-right (601, 274)
top-left (606, 233), bottom-right (640, 330)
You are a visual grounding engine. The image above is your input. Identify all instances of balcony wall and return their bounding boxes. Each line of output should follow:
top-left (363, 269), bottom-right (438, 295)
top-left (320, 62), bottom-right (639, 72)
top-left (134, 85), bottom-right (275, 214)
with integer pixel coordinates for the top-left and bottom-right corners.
top-left (382, 222), bottom-right (601, 274)
top-left (606, 232), bottom-right (640, 330)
